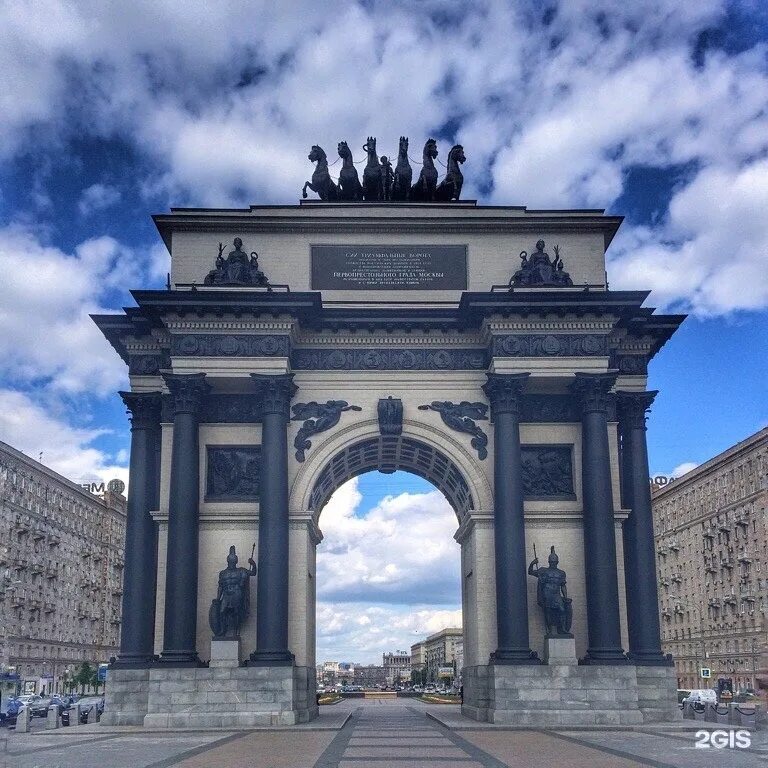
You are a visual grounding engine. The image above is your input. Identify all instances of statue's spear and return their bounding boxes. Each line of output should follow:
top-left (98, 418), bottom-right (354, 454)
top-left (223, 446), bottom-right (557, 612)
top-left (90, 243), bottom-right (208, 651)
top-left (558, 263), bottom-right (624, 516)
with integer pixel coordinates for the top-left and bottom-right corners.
top-left (251, 542), bottom-right (256, 560)
top-left (533, 542), bottom-right (537, 562)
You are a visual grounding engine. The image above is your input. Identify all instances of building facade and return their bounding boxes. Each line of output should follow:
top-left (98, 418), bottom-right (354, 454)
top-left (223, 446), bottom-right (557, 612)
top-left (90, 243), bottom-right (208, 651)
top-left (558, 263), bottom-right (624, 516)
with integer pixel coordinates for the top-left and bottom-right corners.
top-left (653, 427), bottom-right (768, 691)
top-left (354, 665), bottom-right (386, 688)
top-left (382, 651), bottom-right (410, 685)
top-left (423, 628), bottom-right (463, 682)
top-left (0, 440), bottom-right (126, 694)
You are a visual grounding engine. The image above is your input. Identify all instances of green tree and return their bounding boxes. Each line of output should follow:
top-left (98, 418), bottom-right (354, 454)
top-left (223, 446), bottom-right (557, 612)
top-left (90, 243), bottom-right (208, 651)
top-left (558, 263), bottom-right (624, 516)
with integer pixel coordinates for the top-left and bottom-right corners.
top-left (74, 662), bottom-right (94, 695)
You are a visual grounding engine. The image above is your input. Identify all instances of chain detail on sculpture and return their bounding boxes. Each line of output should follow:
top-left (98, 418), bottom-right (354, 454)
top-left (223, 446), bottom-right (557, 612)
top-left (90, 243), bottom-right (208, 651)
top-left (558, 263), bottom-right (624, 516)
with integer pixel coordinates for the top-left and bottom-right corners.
top-left (303, 137), bottom-right (466, 202)
top-left (290, 401), bottom-right (362, 462)
top-left (418, 401), bottom-right (489, 459)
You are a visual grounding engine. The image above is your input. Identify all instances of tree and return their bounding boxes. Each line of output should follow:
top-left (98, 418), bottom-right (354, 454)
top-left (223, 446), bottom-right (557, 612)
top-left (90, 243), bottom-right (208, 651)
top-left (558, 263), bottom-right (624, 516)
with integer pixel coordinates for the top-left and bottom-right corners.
top-left (74, 662), bottom-right (94, 695)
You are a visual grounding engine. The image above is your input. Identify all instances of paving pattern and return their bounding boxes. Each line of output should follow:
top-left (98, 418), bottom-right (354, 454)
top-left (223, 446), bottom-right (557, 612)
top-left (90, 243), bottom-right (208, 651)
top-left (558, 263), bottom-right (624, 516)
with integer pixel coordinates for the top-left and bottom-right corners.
top-left (2, 699), bottom-right (768, 768)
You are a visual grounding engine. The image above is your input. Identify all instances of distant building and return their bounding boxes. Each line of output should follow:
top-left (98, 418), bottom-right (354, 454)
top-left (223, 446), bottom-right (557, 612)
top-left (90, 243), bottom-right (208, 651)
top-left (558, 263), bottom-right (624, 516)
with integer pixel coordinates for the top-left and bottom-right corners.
top-left (0, 440), bottom-right (126, 695)
top-left (652, 427), bottom-right (768, 691)
top-left (354, 665), bottom-right (386, 688)
top-left (411, 628), bottom-right (463, 683)
top-left (382, 650), bottom-right (410, 685)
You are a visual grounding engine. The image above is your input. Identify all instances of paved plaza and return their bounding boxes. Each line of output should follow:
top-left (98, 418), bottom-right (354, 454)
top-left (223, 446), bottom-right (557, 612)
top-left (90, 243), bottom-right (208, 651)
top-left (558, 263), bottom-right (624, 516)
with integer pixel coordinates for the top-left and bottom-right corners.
top-left (1, 699), bottom-right (767, 768)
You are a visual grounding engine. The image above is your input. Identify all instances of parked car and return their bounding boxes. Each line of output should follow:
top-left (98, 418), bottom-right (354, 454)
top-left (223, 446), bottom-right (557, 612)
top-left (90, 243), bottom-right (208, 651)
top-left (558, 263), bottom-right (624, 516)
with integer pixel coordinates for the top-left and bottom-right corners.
top-left (61, 696), bottom-right (104, 726)
top-left (682, 689), bottom-right (717, 706)
top-left (30, 698), bottom-right (54, 718)
top-left (15, 694), bottom-right (41, 706)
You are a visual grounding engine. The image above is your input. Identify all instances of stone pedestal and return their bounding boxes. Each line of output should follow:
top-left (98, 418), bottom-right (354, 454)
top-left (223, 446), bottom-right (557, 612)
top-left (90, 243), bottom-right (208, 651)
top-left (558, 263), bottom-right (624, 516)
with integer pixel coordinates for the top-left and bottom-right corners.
top-left (141, 665), bottom-right (317, 728)
top-left (16, 706), bottom-right (30, 733)
top-left (46, 706), bottom-right (60, 729)
top-left (463, 663), bottom-right (652, 726)
top-left (102, 668), bottom-right (150, 726)
top-left (635, 665), bottom-right (681, 723)
top-left (544, 637), bottom-right (577, 665)
top-left (210, 639), bottom-right (240, 668)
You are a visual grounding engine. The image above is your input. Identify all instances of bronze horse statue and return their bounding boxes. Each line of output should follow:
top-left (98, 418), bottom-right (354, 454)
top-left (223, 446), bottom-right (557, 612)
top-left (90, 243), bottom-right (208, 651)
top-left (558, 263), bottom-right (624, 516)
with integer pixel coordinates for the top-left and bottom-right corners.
top-left (411, 138), bottom-right (438, 201)
top-left (391, 136), bottom-right (412, 201)
top-left (337, 141), bottom-right (363, 201)
top-left (302, 145), bottom-right (338, 201)
top-left (436, 144), bottom-right (466, 201)
top-left (362, 136), bottom-right (383, 201)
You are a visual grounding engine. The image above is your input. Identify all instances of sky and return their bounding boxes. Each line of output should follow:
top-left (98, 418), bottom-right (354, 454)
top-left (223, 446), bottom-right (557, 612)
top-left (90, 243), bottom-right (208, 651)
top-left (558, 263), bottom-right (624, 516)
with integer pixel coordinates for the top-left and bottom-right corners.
top-left (1, 1), bottom-right (767, 663)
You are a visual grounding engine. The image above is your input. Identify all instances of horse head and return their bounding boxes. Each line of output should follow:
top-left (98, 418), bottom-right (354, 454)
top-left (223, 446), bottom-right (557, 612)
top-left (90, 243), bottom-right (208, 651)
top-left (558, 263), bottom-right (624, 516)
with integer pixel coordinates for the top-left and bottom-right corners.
top-left (423, 138), bottom-right (438, 160)
top-left (363, 136), bottom-right (377, 156)
top-left (337, 140), bottom-right (351, 160)
top-left (449, 145), bottom-right (466, 166)
top-left (398, 136), bottom-right (409, 155)
top-left (308, 145), bottom-right (326, 163)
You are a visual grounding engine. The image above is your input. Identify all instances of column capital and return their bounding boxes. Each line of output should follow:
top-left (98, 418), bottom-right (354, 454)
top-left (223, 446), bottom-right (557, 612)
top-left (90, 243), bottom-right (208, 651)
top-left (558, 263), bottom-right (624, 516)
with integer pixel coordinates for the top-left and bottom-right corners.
top-left (482, 372), bottom-right (530, 417)
top-left (570, 372), bottom-right (617, 414)
top-left (616, 390), bottom-right (658, 431)
top-left (163, 373), bottom-right (209, 417)
top-left (250, 373), bottom-right (298, 418)
top-left (119, 391), bottom-right (162, 429)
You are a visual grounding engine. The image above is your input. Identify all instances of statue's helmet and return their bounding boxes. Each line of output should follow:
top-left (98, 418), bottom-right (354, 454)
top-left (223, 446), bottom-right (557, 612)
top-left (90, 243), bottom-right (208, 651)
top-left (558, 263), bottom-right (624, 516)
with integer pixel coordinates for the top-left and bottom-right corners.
top-left (548, 546), bottom-right (559, 567)
top-left (227, 546), bottom-right (238, 567)
top-left (536, 239), bottom-right (545, 251)
top-left (233, 237), bottom-right (243, 249)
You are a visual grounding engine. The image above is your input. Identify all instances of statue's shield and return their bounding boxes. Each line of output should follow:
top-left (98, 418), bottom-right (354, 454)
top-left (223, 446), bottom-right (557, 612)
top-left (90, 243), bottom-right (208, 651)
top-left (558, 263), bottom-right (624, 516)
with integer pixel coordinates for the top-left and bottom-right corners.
top-left (209, 598), bottom-right (223, 638)
top-left (564, 598), bottom-right (573, 633)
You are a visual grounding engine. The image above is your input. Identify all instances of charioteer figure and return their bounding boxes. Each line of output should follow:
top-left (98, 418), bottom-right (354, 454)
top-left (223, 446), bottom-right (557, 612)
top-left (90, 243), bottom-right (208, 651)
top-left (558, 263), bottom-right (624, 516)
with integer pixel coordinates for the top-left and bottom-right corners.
top-left (209, 545), bottom-right (257, 639)
top-left (528, 545), bottom-right (573, 638)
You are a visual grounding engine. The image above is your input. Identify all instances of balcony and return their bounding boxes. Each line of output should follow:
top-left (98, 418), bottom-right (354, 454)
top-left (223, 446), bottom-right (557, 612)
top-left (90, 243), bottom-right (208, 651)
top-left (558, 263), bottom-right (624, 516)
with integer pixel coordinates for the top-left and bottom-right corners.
top-left (669, 539), bottom-right (681, 552)
top-left (671, 572), bottom-right (682, 584)
top-left (30, 561), bottom-right (43, 575)
top-left (708, 598), bottom-right (720, 609)
top-left (45, 567), bottom-right (57, 580)
top-left (718, 521), bottom-right (730, 533)
top-left (92, 551), bottom-right (103, 563)
top-left (738, 550), bottom-right (752, 564)
top-left (704, 558), bottom-right (717, 573)
top-left (659, 577), bottom-right (670, 588)
top-left (674, 603), bottom-right (685, 615)
top-left (13, 515), bottom-right (29, 534)
top-left (661, 608), bottom-right (671, 620)
top-left (723, 595), bottom-right (737, 606)
top-left (48, 534), bottom-right (60, 547)
top-left (31, 526), bottom-right (45, 540)
top-left (657, 546), bottom-right (668, 557)
top-left (735, 513), bottom-right (749, 527)
top-left (10, 592), bottom-right (25, 607)
top-left (43, 601), bottom-right (55, 613)
top-left (721, 557), bottom-right (734, 569)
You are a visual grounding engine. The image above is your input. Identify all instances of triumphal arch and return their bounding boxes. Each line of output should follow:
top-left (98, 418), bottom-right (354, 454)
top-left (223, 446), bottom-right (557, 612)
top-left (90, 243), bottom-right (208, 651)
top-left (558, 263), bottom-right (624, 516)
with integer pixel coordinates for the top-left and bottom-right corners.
top-left (95, 142), bottom-right (683, 727)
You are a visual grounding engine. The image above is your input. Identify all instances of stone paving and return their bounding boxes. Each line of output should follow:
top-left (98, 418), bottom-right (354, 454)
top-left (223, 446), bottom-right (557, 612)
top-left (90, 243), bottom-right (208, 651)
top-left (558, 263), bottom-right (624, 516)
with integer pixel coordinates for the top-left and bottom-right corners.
top-left (1, 698), bottom-right (768, 767)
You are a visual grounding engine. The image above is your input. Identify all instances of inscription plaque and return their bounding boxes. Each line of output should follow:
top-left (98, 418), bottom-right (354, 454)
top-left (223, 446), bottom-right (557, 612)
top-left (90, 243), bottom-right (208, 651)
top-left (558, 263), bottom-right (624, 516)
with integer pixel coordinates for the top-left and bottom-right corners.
top-left (311, 244), bottom-right (467, 290)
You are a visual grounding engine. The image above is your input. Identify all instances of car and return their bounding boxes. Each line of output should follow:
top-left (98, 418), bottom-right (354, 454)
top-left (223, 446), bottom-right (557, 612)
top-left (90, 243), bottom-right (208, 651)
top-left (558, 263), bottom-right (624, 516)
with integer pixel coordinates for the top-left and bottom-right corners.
top-left (15, 694), bottom-right (41, 706)
top-left (682, 689), bottom-right (717, 706)
top-left (61, 696), bottom-right (104, 726)
top-left (29, 697), bottom-right (54, 718)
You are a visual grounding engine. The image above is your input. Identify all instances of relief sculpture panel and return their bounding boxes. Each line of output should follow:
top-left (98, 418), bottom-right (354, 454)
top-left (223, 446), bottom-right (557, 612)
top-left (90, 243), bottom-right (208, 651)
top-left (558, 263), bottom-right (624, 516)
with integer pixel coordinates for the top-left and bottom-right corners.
top-left (206, 446), bottom-right (261, 501)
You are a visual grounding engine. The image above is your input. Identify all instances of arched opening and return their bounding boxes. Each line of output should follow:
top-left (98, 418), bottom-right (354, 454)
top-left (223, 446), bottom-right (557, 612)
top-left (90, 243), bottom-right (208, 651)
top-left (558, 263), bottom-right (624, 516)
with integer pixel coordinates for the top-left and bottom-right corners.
top-left (308, 436), bottom-right (476, 696)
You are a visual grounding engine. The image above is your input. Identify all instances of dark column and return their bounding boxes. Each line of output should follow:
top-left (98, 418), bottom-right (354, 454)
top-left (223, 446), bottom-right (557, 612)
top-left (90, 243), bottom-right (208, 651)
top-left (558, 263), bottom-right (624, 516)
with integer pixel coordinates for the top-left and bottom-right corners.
top-left (158, 373), bottom-right (209, 666)
top-left (571, 373), bottom-right (628, 664)
top-left (249, 373), bottom-right (297, 666)
top-left (112, 392), bottom-right (161, 668)
top-left (483, 373), bottom-right (540, 664)
top-left (617, 391), bottom-right (671, 665)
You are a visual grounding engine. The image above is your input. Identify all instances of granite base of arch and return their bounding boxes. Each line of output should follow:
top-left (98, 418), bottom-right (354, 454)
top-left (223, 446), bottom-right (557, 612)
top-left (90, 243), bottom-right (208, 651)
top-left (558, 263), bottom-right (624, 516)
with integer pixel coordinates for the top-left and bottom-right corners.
top-left (462, 663), bottom-right (679, 725)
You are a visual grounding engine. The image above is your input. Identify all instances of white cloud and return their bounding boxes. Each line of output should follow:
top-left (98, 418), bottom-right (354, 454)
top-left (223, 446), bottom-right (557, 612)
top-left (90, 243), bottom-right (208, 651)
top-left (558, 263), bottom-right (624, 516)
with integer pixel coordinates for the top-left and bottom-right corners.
top-left (0, 388), bottom-right (127, 487)
top-left (0, 223), bottom-right (156, 395)
top-left (317, 477), bottom-right (461, 604)
top-left (315, 476), bottom-right (462, 662)
top-left (78, 183), bottom-right (121, 216)
top-left (672, 461), bottom-right (699, 477)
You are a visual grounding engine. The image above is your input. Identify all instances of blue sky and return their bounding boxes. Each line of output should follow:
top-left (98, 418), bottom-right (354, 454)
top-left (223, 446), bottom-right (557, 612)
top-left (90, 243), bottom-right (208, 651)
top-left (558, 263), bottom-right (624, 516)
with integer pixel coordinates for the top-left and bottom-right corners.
top-left (1, 1), bottom-right (767, 661)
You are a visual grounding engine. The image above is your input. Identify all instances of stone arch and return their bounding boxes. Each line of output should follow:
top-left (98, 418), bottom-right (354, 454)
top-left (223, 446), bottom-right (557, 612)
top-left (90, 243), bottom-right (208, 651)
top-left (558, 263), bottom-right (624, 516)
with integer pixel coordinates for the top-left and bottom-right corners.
top-left (287, 417), bottom-right (495, 676)
top-left (289, 418), bottom-right (493, 522)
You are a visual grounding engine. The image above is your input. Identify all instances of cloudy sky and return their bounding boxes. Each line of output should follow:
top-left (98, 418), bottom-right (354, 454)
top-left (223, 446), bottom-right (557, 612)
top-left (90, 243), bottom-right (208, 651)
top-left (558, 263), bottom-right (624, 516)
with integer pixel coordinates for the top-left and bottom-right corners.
top-left (1, 1), bottom-right (767, 661)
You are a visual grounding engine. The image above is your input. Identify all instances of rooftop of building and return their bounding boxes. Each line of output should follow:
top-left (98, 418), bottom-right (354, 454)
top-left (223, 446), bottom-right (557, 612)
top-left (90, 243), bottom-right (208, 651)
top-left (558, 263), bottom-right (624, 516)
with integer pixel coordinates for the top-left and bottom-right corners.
top-left (0, 438), bottom-right (126, 508)
top-left (652, 426), bottom-right (768, 500)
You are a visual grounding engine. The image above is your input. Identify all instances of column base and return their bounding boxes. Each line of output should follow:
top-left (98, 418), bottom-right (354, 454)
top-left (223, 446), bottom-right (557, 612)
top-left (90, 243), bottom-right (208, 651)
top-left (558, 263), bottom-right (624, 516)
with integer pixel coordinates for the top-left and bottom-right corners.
top-left (627, 650), bottom-right (675, 667)
top-left (110, 654), bottom-right (157, 669)
top-left (489, 648), bottom-right (542, 665)
top-left (579, 648), bottom-right (631, 665)
top-left (155, 650), bottom-right (205, 668)
top-left (248, 650), bottom-right (295, 667)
